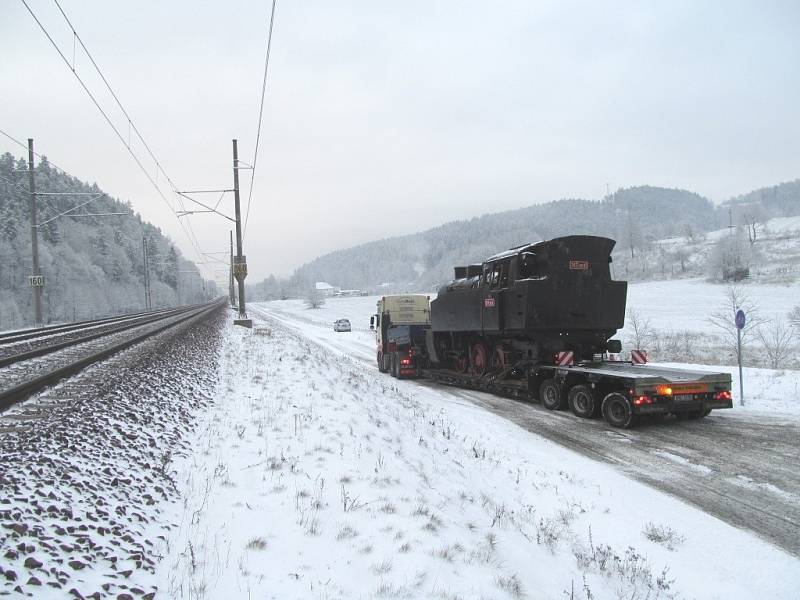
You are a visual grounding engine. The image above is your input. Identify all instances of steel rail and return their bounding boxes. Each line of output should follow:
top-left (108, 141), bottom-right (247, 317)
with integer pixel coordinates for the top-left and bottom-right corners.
top-left (0, 307), bottom-right (178, 344)
top-left (0, 300), bottom-right (224, 411)
top-left (0, 305), bottom-right (202, 368)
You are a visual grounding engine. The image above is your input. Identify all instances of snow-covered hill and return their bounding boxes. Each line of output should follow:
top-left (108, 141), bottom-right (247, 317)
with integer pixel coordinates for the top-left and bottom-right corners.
top-left (249, 180), bottom-right (800, 297)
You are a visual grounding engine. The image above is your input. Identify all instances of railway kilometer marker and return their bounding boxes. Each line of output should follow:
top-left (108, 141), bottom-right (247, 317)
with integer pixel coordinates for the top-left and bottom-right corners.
top-left (28, 275), bottom-right (45, 287)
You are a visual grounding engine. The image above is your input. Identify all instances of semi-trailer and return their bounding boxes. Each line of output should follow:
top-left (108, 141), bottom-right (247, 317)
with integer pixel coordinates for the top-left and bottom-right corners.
top-left (373, 235), bottom-right (733, 427)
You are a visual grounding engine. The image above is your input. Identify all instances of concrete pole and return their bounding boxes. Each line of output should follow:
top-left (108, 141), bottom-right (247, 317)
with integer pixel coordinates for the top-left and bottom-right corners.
top-left (142, 237), bottom-right (149, 309)
top-left (232, 139), bottom-right (247, 320)
top-left (229, 230), bottom-right (236, 307)
top-left (27, 139), bottom-right (44, 326)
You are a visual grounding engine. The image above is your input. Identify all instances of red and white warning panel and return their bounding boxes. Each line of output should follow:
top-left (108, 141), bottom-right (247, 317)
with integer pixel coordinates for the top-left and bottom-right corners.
top-left (631, 349), bottom-right (648, 364)
top-left (555, 351), bottom-right (574, 366)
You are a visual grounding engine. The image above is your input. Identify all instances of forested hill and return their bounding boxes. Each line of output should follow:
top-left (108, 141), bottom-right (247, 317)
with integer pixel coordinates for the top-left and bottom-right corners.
top-left (0, 152), bottom-right (209, 329)
top-left (271, 182), bottom-right (799, 296)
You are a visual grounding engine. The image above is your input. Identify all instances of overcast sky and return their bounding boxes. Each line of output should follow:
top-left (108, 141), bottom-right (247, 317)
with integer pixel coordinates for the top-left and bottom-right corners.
top-left (2, 0), bottom-right (798, 283)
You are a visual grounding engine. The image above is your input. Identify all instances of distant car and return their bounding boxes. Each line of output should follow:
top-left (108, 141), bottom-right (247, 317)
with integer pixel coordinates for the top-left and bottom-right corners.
top-left (333, 319), bottom-right (351, 332)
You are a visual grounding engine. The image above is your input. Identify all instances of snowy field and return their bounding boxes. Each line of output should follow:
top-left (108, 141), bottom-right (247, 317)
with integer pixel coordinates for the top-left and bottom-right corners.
top-left (150, 309), bottom-right (800, 599)
top-left (260, 289), bottom-right (800, 417)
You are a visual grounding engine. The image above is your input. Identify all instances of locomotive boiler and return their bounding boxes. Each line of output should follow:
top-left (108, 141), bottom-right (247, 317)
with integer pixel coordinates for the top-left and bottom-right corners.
top-left (428, 235), bottom-right (627, 373)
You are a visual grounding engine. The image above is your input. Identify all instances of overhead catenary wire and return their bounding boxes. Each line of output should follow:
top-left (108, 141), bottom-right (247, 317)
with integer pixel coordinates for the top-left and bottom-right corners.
top-left (18, 0), bottom-right (212, 280)
top-left (243, 0), bottom-right (278, 241)
top-left (50, 0), bottom-right (201, 242)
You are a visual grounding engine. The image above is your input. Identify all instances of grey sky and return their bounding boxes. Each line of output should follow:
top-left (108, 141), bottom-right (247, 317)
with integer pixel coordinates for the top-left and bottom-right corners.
top-left (2, 1), bottom-right (798, 283)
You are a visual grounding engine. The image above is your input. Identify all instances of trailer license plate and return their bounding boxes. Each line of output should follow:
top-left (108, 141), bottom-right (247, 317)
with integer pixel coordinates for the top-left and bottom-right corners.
top-left (674, 394), bottom-right (694, 402)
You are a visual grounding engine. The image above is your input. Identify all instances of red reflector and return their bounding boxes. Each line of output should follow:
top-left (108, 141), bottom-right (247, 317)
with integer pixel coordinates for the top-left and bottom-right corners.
top-left (633, 395), bottom-right (652, 406)
top-left (715, 390), bottom-right (732, 402)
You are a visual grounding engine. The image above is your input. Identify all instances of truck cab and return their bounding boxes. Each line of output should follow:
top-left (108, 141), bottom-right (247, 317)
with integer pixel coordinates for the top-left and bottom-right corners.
top-left (372, 295), bottom-right (431, 378)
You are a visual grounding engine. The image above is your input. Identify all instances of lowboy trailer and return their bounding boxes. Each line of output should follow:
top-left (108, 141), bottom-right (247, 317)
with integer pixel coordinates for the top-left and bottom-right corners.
top-left (420, 358), bottom-right (733, 428)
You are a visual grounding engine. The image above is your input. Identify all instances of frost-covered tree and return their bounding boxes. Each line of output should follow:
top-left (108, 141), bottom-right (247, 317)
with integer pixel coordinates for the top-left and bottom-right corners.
top-left (305, 287), bottom-right (325, 309)
top-left (0, 151), bottom-right (209, 326)
top-left (708, 230), bottom-right (751, 282)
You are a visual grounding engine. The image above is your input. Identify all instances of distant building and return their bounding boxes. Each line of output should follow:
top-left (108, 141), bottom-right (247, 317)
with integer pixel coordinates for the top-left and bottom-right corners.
top-left (315, 281), bottom-right (338, 297)
top-left (335, 289), bottom-right (363, 297)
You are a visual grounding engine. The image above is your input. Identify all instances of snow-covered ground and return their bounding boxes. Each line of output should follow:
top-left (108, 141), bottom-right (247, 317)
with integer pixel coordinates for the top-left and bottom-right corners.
top-left (623, 278), bottom-right (798, 333)
top-left (154, 311), bottom-right (799, 599)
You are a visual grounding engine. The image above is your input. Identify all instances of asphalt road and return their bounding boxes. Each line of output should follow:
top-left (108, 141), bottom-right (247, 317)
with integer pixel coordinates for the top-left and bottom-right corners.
top-left (418, 381), bottom-right (800, 557)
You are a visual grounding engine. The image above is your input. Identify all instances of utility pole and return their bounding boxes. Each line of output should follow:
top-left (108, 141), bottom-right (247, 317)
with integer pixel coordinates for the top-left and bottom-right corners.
top-left (142, 238), bottom-right (148, 309)
top-left (27, 139), bottom-right (44, 327)
top-left (231, 139), bottom-right (252, 328)
top-left (229, 230), bottom-right (236, 308)
top-left (142, 237), bottom-right (152, 309)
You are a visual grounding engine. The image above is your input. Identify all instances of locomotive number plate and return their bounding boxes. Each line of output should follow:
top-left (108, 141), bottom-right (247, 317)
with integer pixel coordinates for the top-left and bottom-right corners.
top-left (483, 297), bottom-right (496, 308)
top-left (569, 260), bottom-right (589, 270)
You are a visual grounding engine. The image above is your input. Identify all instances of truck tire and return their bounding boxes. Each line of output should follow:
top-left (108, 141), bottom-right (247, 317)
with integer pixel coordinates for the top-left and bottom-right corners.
top-left (539, 379), bottom-right (566, 410)
top-left (602, 392), bottom-right (634, 428)
top-left (568, 385), bottom-right (598, 418)
top-left (378, 352), bottom-right (388, 373)
top-left (390, 353), bottom-right (399, 378)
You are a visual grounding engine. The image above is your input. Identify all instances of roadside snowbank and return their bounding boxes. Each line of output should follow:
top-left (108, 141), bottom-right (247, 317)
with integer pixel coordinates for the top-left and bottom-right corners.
top-left (157, 317), bottom-right (799, 599)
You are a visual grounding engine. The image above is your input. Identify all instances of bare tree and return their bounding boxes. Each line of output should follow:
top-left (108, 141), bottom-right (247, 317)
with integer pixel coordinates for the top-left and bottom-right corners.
top-left (742, 203), bottom-right (766, 247)
top-left (707, 284), bottom-right (767, 364)
top-left (788, 305), bottom-right (800, 332)
top-left (671, 247), bottom-right (689, 274)
top-left (622, 211), bottom-right (644, 259)
top-left (305, 287), bottom-right (325, 309)
top-left (683, 223), bottom-right (697, 244)
top-left (756, 319), bottom-right (794, 369)
top-left (626, 308), bottom-right (655, 351)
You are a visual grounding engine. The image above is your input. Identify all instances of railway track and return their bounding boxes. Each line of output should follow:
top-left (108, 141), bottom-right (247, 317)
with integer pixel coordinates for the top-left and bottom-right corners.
top-left (0, 300), bottom-right (223, 411)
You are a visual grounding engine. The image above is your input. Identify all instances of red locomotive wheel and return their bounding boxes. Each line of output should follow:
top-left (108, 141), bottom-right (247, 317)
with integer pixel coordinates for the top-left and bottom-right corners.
top-left (471, 343), bottom-right (489, 375)
top-left (491, 345), bottom-right (507, 370)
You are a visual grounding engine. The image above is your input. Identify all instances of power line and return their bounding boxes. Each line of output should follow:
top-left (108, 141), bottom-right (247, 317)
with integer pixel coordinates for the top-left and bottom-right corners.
top-left (243, 0), bottom-right (278, 240)
top-left (19, 0), bottom-right (212, 279)
top-left (50, 0), bottom-right (199, 232)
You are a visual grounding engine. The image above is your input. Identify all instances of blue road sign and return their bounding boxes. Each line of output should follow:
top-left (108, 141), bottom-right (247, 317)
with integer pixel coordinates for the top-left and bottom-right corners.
top-left (735, 309), bottom-right (746, 330)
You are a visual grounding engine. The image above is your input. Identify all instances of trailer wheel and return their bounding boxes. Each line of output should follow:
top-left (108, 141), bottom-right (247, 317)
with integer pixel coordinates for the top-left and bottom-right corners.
top-left (602, 393), bottom-right (633, 428)
top-left (390, 353), bottom-right (399, 378)
top-left (539, 379), bottom-right (566, 410)
top-left (378, 352), bottom-right (388, 373)
top-left (568, 385), bottom-right (598, 418)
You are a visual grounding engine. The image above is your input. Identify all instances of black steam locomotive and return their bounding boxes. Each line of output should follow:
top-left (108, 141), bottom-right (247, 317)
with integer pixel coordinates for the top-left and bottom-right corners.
top-left (428, 235), bottom-right (627, 373)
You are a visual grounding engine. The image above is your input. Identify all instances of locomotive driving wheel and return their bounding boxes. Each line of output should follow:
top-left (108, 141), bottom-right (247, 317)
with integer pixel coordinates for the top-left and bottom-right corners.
top-left (470, 342), bottom-right (489, 375)
top-left (491, 344), bottom-right (507, 371)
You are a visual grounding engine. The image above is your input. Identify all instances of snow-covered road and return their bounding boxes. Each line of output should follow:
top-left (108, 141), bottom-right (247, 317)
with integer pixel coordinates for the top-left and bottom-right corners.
top-left (253, 298), bottom-right (800, 558)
